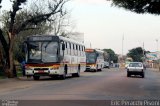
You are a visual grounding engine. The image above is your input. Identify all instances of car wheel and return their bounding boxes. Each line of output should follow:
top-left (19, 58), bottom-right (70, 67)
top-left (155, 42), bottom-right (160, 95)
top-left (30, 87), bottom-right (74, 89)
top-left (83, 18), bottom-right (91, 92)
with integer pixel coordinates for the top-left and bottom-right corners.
top-left (141, 72), bottom-right (144, 78)
top-left (127, 72), bottom-right (130, 77)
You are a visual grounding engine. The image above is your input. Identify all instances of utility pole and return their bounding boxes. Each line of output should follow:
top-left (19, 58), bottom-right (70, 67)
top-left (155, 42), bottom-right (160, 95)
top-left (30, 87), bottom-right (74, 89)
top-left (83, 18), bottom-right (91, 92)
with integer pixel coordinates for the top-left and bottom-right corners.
top-left (90, 42), bottom-right (92, 48)
top-left (156, 39), bottom-right (159, 52)
top-left (142, 42), bottom-right (145, 62)
top-left (121, 34), bottom-right (124, 68)
top-left (122, 35), bottom-right (124, 56)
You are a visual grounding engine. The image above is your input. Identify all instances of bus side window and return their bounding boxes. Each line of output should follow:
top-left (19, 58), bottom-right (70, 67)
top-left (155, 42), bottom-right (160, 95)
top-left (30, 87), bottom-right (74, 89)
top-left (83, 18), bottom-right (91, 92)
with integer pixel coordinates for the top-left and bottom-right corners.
top-left (60, 43), bottom-right (63, 56)
top-left (73, 44), bottom-right (75, 50)
top-left (65, 42), bottom-right (67, 48)
top-left (78, 45), bottom-right (80, 56)
top-left (74, 44), bottom-right (76, 56)
top-left (75, 44), bottom-right (78, 56)
top-left (65, 42), bottom-right (68, 55)
top-left (63, 42), bottom-right (66, 55)
top-left (69, 42), bottom-right (71, 55)
top-left (80, 46), bottom-right (82, 56)
top-left (82, 46), bottom-right (85, 56)
top-left (71, 43), bottom-right (74, 55)
top-left (76, 45), bottom-right (78, 56)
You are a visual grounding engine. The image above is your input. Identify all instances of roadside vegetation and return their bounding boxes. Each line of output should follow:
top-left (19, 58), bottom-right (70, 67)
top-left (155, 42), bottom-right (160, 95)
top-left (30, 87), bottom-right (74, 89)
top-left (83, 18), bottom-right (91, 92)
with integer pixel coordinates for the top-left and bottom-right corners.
top-left (0, 0), bottom-right (74, 78)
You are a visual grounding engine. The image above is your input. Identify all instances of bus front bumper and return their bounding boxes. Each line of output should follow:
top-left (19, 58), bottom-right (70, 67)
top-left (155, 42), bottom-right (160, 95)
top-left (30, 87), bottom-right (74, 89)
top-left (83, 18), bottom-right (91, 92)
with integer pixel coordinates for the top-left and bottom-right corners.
top-left (25, 69), bottom-right (61, 76)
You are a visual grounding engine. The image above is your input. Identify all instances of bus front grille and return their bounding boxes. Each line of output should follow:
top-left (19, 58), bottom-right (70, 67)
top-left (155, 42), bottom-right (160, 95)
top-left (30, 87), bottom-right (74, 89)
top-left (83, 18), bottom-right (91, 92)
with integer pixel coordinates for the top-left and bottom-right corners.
top-left (34, 68), bottom-right (49, 70)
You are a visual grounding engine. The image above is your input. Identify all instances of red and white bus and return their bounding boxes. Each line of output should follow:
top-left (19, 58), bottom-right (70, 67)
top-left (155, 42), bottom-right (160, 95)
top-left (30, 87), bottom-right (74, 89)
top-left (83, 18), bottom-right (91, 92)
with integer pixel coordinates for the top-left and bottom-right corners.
top-left (85, 48), bottom-right (104, 72)
top-left (24, 35), bottom-right (86, 80)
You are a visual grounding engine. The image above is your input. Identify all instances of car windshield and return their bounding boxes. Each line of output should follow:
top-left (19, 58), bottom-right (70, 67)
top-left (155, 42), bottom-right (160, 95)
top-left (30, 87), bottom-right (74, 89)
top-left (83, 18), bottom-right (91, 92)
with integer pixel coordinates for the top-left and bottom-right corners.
top-left (28, 41), bottom-right (59, 63)
top-left (129, 63), bottom-right (142, 67)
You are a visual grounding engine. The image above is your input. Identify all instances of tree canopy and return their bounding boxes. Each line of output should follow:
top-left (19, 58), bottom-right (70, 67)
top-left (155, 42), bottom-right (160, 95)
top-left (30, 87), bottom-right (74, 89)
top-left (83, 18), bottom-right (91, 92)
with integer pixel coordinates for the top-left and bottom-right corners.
top-left (112, 0), bottom-right (160, 15)
top-left (127, 47), bottom-right (145, 62)
top-left (103, 49), bottom-right (118, 63)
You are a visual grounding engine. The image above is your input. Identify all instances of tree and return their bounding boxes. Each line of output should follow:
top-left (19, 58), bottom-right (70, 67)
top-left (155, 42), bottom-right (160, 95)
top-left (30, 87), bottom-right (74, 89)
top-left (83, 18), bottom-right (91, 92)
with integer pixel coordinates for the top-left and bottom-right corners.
top-left (111, 0), bottom-right (160, 15)
top-left (103, 49), bottom-right (118, 63)
top-left (1, 10), bottom-right (53, 63)
top-left (0, 0), bottom-right (69, 78)
top-left (127, 47), bottom-right (144, 62)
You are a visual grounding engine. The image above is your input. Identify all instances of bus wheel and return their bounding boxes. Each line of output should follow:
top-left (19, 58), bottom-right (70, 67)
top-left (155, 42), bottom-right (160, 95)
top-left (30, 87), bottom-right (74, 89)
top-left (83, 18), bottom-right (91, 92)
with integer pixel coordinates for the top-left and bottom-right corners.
top-left (60, 72), bottom-right (66, 80)
top-left (76, 65), bottom-right (81, 77)
top-left (100, 65), bottom-right (103, 71)
top-left (33, 76), bottom-right (40, 80)
top-left (95, 65), bottom-right (98, 72)
top-left (72, 65), bottom-right (80, 77)
top-left (60, 66), bottom-right (67, 80)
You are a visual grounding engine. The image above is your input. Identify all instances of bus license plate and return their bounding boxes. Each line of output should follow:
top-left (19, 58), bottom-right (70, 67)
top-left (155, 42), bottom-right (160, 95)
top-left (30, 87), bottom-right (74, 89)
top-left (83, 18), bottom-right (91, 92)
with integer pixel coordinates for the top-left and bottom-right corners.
top-left (38, 70), bottom-right (44, 73)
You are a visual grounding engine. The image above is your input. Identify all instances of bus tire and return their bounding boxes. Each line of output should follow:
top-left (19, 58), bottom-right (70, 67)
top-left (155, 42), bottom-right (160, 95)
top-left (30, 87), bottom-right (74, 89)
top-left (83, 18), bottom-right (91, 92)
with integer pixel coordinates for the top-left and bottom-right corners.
top-left (60, 65), bottom-right (67, 80)
top-left (60, 73), bottom-right (66, 80)
top-left (95, 65), bottom-right (98, 72)
top-left (72, 65), bottom-right (80, 77)
top-left (100, 65), bottom-right (103, 71)
top-left (76, 65), bottom-right (81, 77)
top-left (33, 76), bottom-right (40, 80)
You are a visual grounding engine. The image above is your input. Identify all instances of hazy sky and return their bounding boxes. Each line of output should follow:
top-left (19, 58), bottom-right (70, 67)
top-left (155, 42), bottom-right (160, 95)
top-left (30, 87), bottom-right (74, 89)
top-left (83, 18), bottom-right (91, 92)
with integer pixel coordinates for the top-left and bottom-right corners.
top-left (67, 0), bottom-right (160, 55)
top-left (1, 0), bottom-right (160, 55)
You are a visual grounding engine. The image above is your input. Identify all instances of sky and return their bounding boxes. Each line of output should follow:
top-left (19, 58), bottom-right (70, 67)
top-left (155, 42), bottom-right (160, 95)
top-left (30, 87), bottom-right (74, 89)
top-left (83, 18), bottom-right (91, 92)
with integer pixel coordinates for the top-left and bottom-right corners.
top-left (66, 0), bottom-right (160, 55)
top-left (1, 0), bottom-right (160, 55)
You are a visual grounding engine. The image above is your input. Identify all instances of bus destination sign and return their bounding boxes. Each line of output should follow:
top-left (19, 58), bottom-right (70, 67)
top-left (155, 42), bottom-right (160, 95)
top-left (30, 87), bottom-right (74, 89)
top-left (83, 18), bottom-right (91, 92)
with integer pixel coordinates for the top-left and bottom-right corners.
top-left (29, 36), bottom-right (53, 41)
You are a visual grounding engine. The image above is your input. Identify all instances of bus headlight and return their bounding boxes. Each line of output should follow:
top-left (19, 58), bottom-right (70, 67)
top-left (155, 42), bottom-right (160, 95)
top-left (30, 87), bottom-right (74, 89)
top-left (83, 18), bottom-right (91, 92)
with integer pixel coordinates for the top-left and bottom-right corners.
top-left (91, 65), bottom-right (96, 69)
top-left (25, 66), bottom-right (32, 70)
top-left (50, 66), bottom-right (59, 70)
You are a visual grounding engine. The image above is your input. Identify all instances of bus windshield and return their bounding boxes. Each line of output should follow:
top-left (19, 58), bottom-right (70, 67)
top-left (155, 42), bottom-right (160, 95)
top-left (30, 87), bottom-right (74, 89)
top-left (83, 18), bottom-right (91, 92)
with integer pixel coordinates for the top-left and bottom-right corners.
top-left (86, 52), bottom-right (97, 63)
top-left (27, 41), bottom-right (59, 63)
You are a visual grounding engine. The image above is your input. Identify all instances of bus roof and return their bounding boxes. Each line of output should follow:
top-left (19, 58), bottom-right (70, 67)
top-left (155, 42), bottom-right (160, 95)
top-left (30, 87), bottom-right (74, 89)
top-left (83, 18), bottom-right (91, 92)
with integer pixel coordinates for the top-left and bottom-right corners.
top-left (26, 35), bottom-right (85, 46)
top-left (59, 35), bottom-right (84, 46)
top-left (85, 48), bottom-right (104, 53)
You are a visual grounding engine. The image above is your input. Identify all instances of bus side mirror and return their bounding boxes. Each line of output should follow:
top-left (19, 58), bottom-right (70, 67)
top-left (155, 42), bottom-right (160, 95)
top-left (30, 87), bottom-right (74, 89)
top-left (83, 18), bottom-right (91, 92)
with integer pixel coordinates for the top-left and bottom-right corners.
top-left (62, 44), bottom-right (65, 50)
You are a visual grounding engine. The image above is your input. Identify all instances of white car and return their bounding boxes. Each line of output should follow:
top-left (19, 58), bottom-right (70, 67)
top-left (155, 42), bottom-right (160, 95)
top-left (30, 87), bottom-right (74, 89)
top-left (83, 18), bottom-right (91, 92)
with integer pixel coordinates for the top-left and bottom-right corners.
top-left (127, 62), bottom-right (145, 78)
top-left (103, 62), bottom-right (110, 69)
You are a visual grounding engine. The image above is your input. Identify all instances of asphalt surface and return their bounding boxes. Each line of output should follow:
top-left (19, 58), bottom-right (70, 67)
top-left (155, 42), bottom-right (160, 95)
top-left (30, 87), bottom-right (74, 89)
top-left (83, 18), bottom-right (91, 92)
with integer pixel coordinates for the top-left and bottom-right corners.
top-left (0, 68), bottom-right (160, 105)
top-left (0, 68), bottom-right (160, 100)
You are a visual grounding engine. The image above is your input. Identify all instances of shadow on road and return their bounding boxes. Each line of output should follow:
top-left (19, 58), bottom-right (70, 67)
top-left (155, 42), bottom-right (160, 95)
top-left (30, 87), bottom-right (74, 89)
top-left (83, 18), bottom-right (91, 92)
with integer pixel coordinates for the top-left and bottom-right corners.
top-left (127, 75), bottom-right (144, 78)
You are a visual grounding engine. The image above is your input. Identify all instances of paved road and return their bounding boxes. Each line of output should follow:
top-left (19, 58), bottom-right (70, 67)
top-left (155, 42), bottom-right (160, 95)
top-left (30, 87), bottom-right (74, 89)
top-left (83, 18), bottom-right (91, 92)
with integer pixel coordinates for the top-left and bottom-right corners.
top-left (0, 68), bottom-right (160, 101)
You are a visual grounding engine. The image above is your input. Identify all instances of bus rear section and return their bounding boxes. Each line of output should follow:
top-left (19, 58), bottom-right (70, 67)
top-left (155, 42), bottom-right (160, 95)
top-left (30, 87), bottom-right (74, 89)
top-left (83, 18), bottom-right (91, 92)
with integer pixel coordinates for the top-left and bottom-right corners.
top-left (24, 35), bottom-right (86, 80)
top-left (85, 49), bottom-right (104, 72)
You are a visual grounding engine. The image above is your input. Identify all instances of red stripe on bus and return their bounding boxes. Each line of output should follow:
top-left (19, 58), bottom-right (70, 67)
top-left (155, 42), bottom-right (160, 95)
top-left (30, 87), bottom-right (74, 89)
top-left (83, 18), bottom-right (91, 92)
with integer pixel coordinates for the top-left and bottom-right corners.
top-left (25, 63), bottom-right (60, 67)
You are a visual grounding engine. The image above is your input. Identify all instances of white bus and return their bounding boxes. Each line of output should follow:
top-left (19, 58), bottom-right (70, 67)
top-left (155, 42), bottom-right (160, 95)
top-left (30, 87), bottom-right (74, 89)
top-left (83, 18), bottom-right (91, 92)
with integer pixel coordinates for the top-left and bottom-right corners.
top-left (85, 48), bottom-right (104, 72)
top-left (24, 35), bottom-right (86, 80)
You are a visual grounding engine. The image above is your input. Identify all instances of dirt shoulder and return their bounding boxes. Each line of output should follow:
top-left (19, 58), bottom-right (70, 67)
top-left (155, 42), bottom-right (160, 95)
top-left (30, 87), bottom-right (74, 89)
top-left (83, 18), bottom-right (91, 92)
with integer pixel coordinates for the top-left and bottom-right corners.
top-left (0, 77), bottom-right (43, 94)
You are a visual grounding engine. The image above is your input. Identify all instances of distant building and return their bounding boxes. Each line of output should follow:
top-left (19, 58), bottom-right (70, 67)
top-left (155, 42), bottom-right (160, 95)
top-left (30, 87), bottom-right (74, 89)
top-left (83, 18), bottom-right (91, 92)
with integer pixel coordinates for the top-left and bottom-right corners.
top-left (146, 51), bottom-right (160, 61)
top-left (146, 51), bottom-right (160, 68)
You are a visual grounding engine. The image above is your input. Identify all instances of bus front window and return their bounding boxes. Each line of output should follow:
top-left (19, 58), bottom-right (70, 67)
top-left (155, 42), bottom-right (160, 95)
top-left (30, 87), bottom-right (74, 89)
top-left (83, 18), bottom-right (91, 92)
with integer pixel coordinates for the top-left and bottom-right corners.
top-left (86, 52), bottom-right (97, 63)
top-left (42, 42), bottom-right (58, 62)
top-left (28, 42), bottom-right (58, 63)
